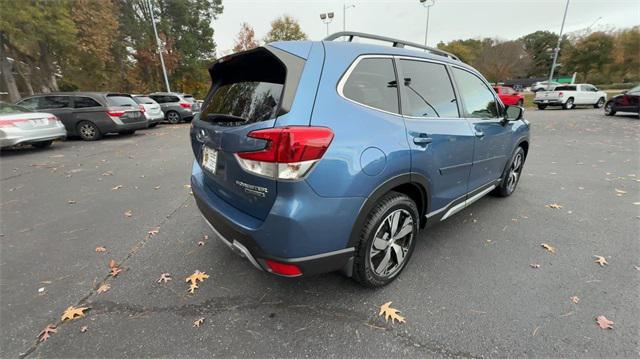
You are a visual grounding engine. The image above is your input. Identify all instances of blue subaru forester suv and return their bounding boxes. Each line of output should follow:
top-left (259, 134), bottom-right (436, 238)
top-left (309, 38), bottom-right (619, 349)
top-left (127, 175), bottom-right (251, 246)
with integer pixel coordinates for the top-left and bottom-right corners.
top-left (190, 32), bottom-right (530, 287)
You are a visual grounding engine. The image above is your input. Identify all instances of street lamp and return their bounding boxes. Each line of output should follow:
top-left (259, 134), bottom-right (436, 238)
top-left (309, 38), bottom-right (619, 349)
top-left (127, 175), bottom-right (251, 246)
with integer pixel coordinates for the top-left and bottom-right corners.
top-left (320, 12), bottom-right (334, 36)
top-left (547, 0), bottom-right (570, 90)
top-left (147, 0), bottom-right (170, 92)
top-left (419, 0), bottom-right (435, 47)
top-left (586, 16), bottom-right (602, 32)
top-left (343, 3), bottom-right (355, 31)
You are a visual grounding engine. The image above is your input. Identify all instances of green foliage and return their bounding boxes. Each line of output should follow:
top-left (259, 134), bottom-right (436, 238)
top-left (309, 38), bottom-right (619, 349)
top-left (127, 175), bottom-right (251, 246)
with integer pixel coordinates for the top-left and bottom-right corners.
top-left (264, 15), bottom-right (307, 43)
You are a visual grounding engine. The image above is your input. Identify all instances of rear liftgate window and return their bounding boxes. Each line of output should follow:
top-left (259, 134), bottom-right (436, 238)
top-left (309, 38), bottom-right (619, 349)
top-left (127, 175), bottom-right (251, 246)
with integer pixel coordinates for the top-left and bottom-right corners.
top-left (202, 47), bottom-right (300, 127)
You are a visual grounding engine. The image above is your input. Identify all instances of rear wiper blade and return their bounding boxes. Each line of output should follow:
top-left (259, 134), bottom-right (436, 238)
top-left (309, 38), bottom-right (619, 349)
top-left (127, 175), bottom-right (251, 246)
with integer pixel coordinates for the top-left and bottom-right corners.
top-left (205, 114), bottom-right (247, 123)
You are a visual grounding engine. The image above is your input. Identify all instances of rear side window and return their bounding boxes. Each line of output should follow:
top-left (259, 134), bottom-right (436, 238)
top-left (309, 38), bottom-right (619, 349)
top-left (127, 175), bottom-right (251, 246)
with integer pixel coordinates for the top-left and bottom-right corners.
top-left (73, 96), bottom-right (101, 108)
top-left (342, 58), bottom-right (399, 114)
top-left (133, 96), bottom-right (155, 104)
top-left (452, 68), bottom-right (499, 119)
top-left (555, 85), bottom-right (576, 91)
top-left (399, 60), bottom-right (458, 118)
top-left (40, 96), bottom-right (71, 109)
top-left (107, 95), bottom-right (137, 107)
top-left (182, 95), bottom-right (195, 103)
top-left (17, 97), bottom-right (40, 110)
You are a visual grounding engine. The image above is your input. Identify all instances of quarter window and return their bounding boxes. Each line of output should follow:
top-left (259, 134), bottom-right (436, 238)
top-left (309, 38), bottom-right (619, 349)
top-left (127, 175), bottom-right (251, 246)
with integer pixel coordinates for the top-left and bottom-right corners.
top-left (399, 60), bottom-right (459, 118)
top-left (40, 96), bottom-right (71, 109)
top-left (342, 58), bottom-right (399, 114)
top-left (72, 96), bottom-right (101, 108)
top-left (452, 68), bottom-right (499, 119)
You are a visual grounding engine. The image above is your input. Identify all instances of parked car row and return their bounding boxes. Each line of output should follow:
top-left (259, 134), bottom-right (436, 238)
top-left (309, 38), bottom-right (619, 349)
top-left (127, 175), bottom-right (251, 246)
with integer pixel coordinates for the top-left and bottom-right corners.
top-left (534, 84), bottom-right (607, 110)
top-left (0, 91), bottom-right (199, 149)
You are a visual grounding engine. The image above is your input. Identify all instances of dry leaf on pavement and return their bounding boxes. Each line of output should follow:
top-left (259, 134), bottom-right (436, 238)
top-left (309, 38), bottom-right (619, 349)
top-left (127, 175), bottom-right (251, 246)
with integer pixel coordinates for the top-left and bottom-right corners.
top-left (80, 326), bottom-right (88, 333)
top-left (157, 273), bottom-right (172, 283)
top-left (596, 315), bottom-right (614, 329)
top-left (68, 200), bottom-right (76, 204)
top-left (187, 283), bottom-right (198, 294)
top-left (148, 228), bottom-right (160, 237)
top-left (97, 283), bottom-right (111, 294)
top-left (570, 296), bottom-right (580, 304)
top-left (61, 306), bottom-right (89, 321)
top-left (193, 318), bottom-right (205, 327)
top-left (593, 255), bottom-right (608, 266)
top-left (95, 246), bottom-right (107, 253)
top-left (38, 324), bottom-right (57, 342)
top-left (541, 243), bottom-right (556, 254)
top-left (614, 188), bottom-right (626, 194)
top-left (546, 203), bottom-right (563, 209)
top-left (530, 263), bottom-right (541, 268)
top-left (379, 302), bottom-right (406, 324)
top-left (186, 270), bottom-right (209, 285)
top-left (111, 185), bottom-right (123, 191)
top-left (109, 259), bottom-right (123, 277)
top-left (124, 210), bottom-right (133, 217)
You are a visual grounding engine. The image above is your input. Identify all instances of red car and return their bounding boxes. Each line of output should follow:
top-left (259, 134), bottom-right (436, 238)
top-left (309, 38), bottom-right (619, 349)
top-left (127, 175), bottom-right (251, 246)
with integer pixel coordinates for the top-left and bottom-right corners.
top-left (493, 86), bottom-right (524, 106)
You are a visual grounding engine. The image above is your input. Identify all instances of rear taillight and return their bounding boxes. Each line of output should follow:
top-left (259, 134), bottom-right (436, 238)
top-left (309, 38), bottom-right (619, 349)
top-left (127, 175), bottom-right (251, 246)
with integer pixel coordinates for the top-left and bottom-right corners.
top-left (0, 119), bottom-right (29, 127)
top-left (558, 92), bottom-right (564, 97)
top-left (264, 259), bottom-right (302, 276)
top-left (139, 104), bottom-right (146, 113)
top-left (106, 110), bottom-right (125, 117)
top-left (235, 126), bottom-right (334, 180)
top-left (179, 102), bottom-right (191, 109)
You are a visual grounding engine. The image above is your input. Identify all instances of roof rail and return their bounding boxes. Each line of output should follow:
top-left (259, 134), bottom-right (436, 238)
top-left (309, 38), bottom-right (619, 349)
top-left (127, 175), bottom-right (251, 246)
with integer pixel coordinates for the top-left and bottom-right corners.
top-left (324, 31), bottom-right (459, 61)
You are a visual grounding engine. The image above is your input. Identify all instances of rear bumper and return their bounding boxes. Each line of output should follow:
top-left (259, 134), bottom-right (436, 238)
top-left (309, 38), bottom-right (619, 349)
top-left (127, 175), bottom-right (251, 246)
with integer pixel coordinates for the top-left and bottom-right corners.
top-left (191, 161), bottom-right (361, 277)
top-left (0, 126), bottom-right (67, 148)
top-left (103, 121), bottom-right (149, 133)
top-left (533, 99), bottom-right (564, 105)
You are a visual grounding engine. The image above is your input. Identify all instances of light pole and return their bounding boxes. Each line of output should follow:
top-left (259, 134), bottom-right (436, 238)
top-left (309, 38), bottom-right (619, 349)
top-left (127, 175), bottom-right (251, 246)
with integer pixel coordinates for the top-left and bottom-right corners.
top-left (343, 3), bottom-right (355, 31)
top-left (419, 0), bottom-right (435, 46)
top-left (147, 0), bottom-right (170, 93)
top-left (320, 12), bottom-right (334, 36)
top-left (547, 0), bottom-right (570, 90)
top-left (586, 16), bottom-right (602, 32)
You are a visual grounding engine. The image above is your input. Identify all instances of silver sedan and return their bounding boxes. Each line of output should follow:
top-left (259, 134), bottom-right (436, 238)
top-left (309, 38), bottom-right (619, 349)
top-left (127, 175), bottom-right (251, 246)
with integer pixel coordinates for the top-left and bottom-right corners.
top-left (0, 102), bottom-right (67, 149)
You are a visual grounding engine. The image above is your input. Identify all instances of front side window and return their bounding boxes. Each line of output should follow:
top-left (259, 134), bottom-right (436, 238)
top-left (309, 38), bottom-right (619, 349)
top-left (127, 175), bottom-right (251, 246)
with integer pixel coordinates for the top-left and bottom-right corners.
top-left (452, 68), bottom-right (499, 119)
top-left (17, 97), bottom-right (40, 110)
top-left (399, 60), bottom-right (458, 118)
top-left (40, 96), bottom-right (71, 109)
top-left (342, 58), bottom-right (399, 114)
top-left (73, 96), bottom-right (101, 108)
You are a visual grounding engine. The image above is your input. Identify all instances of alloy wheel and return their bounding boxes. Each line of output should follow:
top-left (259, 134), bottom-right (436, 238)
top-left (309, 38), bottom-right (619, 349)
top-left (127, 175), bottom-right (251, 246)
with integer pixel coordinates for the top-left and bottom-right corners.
top-left (596, 98), bottom-right (605, 108)
top-left (167, 112), bottom-right (180, 124)
top-left (604, 103), bottom-right (613, 115)
top-left (79, 123), bottom-right (97, 140)
top-left (506, 152), bottom-right (523, 193)
top-left (369, 209), bottom-right (414, 278)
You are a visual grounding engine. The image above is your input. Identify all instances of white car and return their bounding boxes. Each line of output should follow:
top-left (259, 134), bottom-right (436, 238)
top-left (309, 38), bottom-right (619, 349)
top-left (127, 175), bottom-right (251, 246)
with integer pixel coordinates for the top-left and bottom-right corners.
top-left (0, 102), bottom-right (66, 149)
top-left (132, 95), bottom-right (164, 128)
top-left (533, 84), bottom-right (607, 110)
top-left (531, 81), bottom-right (560, 92)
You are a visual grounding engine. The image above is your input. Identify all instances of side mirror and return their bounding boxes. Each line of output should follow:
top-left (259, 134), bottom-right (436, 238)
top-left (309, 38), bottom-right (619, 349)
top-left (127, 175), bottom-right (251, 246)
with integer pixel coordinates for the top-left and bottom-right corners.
top-left (504, 105), bottom-right (523, 121)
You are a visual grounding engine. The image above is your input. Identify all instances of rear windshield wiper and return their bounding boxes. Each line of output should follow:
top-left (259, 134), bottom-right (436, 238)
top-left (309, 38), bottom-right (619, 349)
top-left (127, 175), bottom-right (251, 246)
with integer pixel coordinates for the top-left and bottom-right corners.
top-left (205, 114), bottom-right (247, 124)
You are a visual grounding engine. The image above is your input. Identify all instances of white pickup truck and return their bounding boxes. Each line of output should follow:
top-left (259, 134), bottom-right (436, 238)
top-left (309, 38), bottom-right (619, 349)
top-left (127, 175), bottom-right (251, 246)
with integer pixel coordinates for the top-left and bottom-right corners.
top-left (534, 84), bottom-right (607, 110)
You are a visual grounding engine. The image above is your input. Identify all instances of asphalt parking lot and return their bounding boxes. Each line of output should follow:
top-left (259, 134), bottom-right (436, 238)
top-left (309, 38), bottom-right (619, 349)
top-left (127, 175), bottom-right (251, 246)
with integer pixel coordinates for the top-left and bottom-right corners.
top-left (1, 109), bottom-right (638, 358)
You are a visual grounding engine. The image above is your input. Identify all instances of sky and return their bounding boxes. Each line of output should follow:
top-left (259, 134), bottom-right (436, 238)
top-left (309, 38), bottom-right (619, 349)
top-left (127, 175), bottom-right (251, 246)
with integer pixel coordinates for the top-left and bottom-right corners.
top-left (212, 0), bottom-right (640, 55)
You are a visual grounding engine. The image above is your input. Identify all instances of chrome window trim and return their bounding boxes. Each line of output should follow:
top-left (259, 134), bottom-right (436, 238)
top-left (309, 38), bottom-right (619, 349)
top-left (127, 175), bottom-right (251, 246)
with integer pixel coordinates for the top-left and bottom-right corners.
top-left (336, 54), bottom-right (403, 117)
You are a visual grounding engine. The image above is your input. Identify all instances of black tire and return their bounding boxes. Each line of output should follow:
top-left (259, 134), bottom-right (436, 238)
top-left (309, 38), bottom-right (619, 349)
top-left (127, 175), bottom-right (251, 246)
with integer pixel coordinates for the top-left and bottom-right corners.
top-left (166, 111), bottom-right (181, 124)
top-left (352, 191), bottom-right (419, 287)
top-left (563, 98), bottom-right (574, 110)
top-left (517, 99), bottom-right (524, 107)
top-left (604, 101), bottom-right (616, 116)
top-left (119, 130), bottom-right (135, 135)
top-left (32, 140), bottom-right (53, 148)
top-left (493, 147), bottom-right (526, 197)
top-left (149, 122), bottom-right (158, 128)
top-left (76, 121), bottom-right (102, 141)
top-left (537, 104), bottom-right (547, 110)
top-left (594, 97), bottom-right (605, 109)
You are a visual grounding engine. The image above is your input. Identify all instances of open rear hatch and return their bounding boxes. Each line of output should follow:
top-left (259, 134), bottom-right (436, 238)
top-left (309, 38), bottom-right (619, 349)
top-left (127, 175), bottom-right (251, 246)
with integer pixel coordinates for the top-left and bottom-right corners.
top-left (190, 46), bottom-right (305, 220)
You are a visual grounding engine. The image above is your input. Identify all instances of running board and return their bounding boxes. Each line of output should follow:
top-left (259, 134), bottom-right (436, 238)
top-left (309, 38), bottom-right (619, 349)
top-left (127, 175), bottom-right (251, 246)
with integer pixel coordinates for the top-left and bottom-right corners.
top-left (440, 185), bottom-right (496, 221)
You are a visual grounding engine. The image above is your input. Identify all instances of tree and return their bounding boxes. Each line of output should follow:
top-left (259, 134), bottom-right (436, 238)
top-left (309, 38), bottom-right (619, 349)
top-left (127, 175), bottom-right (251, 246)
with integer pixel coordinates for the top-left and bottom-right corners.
top-left (233, 23), bottom-right (260, 52)
top-left (264, 15), bottom-right (307, 43)
top-left (564, 32), bottom-right (614, 83)
top-left (474, 40), bottom-right (532, 82)
top-left (437, 38), bottom-right (491, 64)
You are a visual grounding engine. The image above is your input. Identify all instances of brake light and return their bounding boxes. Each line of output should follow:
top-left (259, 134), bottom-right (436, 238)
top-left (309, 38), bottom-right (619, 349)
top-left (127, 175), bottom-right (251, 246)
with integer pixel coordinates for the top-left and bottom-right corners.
top-left (138, 104), bottom-right (146, 113)
top-left (179, 102), bottom-right (191, 109)
top-left (0, 119), bottom-right (29, 127)
top-left (558, 92), bottom-right (564, 97)
top-left (106, 110), bottom-right (125, 117)
top-left (235, 127), bottom-right (334, 180)
top-left (264, 259), bottom-right (302, 276)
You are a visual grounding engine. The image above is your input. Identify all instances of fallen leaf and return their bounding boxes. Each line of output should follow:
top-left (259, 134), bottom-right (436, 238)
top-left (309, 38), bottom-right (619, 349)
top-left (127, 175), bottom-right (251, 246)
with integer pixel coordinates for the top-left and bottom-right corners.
top-left (80, 326), bottom-right (88, 333)
top-left (148, 228), bottom-right (160, 237)
top-left (111, 185), bottom-right (123, 191)
top-left (184, 184), bottom-right (191, 189)
top-left (546, 203), bottom-right (563, 209)
top-left (68, 200), bottom-right (76, 204)
top-left (124, 210), bottom-right (132, 217)
top-left (541, 243), bottom-right (556, 254)
top-left (157, 273), bottom-right (172, 283)
top-left (193, 317), bottom-right (205, 327)
top-left (154, 186), bottom-right (161, 190)
top-left (379, 301), bottom-right (406, 324)
top-left (101, 171), bottom-right (113, 176)
top-left (570, 296), bottom-right (580, 304)
top-left (614, 188), bottom-right (626, 194)
top-left (95, 246), bottom-right (107, 253)
top-left (38, 324), bottom-right (57, 342)
top-left (593, 255), bottom-right (608, 267)
top-left (530, 263), bottom-right (541, 268)
top-left (109, 260), bottom-right (122, 277)
top-left (596, 315), bottom-right (614, 329)
top-left (187, 283), bottom-right (198, 294)
top-left (97, 283), bottom-right (111, 294)
top-left (185, 270), bottom-right (209, 285)
top-left (61, 306), bottom-right (89, 321)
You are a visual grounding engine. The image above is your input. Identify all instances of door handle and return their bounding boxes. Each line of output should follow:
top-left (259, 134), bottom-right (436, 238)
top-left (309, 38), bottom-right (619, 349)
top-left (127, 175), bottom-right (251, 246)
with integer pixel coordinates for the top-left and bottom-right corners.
top-left (412, 134), bottom-right (432, 145)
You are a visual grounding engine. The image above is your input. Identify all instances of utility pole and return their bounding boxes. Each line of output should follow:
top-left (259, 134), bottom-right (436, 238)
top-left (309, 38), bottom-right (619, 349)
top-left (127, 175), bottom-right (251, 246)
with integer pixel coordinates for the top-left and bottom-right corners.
top-left (148, 0), bottom-right (170, 93)
top-left (547, 0), bottom-right (570, 90)
top-left (420, 0), bottom-right (435, 46)
top-left (343, 3), bottom-right (355, 31)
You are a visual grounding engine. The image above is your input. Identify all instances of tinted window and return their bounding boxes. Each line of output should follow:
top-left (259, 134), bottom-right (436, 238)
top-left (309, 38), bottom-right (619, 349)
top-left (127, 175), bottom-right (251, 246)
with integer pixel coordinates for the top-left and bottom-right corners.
top-left (73, 96), bottom-right (101, 108)
top-left (203, 82), bottom-right (283, 124)
top-left (555, 85), bottom-right (576, 91)
top-left (40, 96), bottom-right (71, 109)
top-left (164, 96), bottom-right (180, 103)
top-left (17, 98), bottom-right (40, 110)
top-left (399, 60), bottom-right (458, 118)
top-left (453, 68), bottom-right (499, 119)
top-left (106, 95), bottom-right (137, 107)
top-left (133, 96), bottom-right (156, 105)
top-left (182, 95), bottom-right (195, 103)
top-left (343, 58), bottom-right (399, 114)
